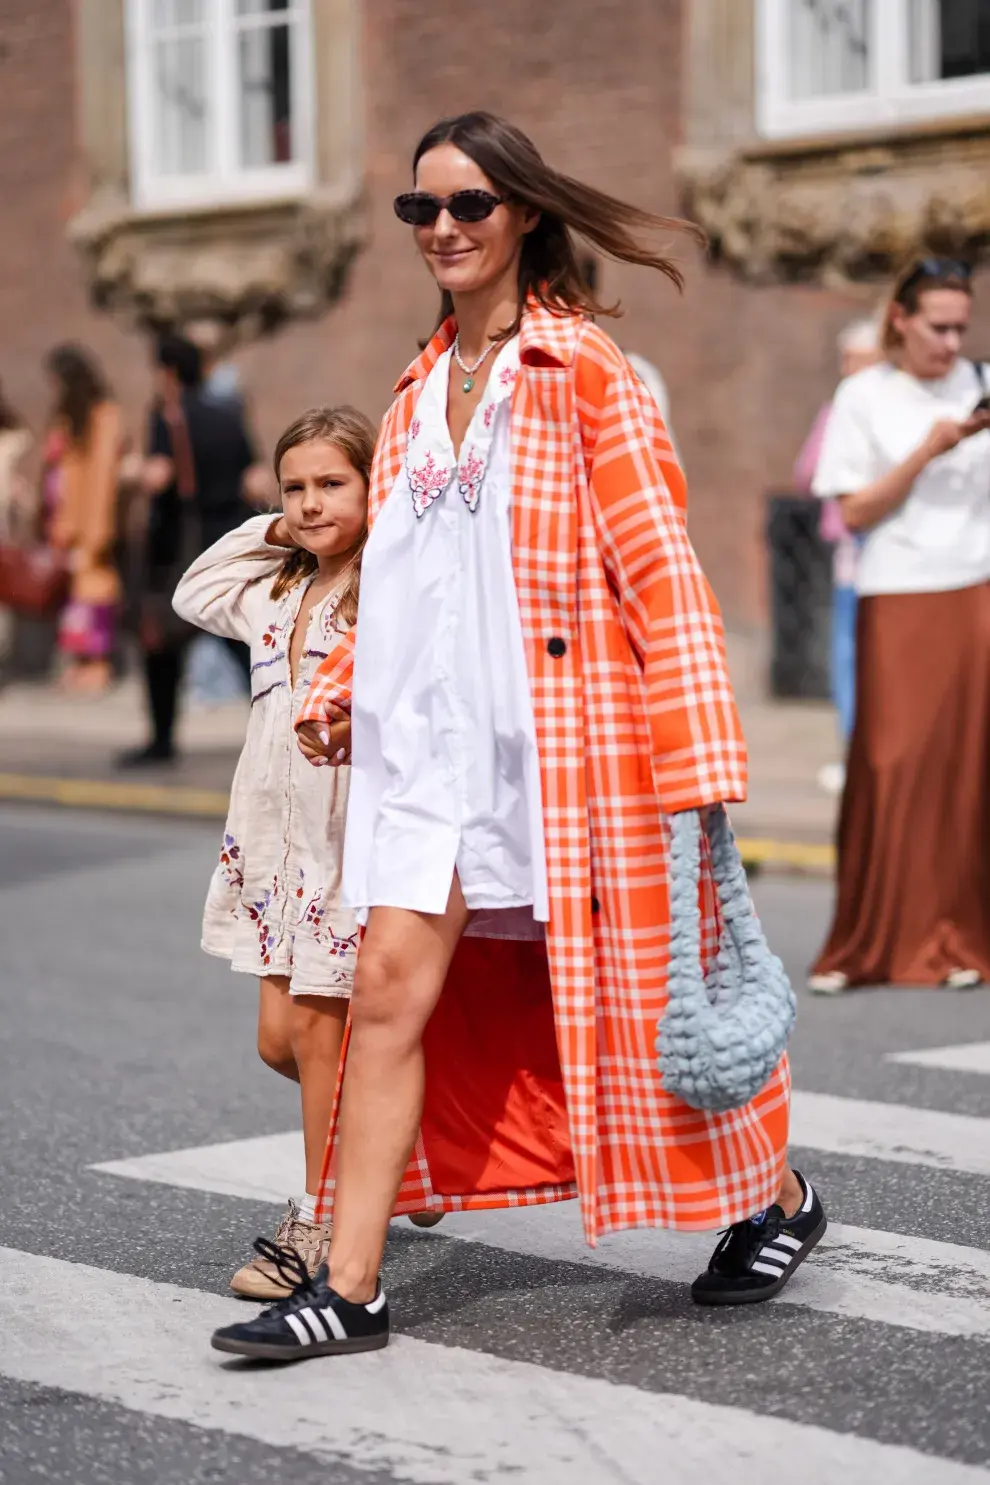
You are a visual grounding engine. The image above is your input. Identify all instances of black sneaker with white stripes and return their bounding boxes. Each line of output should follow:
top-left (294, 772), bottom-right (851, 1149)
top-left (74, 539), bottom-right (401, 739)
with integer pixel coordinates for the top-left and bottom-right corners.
top-left (211, 1239), bottom-right (389, 1360)
top-left (691, 1172), bottom-right (826, 1306)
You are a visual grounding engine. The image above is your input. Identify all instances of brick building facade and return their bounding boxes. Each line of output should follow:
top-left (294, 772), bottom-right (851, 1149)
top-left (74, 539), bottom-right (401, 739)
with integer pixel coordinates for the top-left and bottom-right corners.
top-left (1, 1), bottom-right (989, 629)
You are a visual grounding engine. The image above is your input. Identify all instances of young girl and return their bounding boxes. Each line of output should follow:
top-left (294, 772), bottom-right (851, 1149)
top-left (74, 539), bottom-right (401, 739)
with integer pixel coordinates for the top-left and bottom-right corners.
top-left (173, 405), bottom-right (372, 1300)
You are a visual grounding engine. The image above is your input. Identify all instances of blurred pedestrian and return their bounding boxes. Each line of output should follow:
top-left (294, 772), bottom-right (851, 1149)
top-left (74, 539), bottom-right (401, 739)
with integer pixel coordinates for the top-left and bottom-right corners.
top-left (809, 257), bottom-right (990, 992)
top-left (173, 406), bottom-right (372, 1299)
top-left (185, 318), bottom-right (244, 412)
top-left (122, 334), bottom-right (258, 766)
top-left (794, 318), bottom-right (879, 794)
top-left (45, 345), bottom-right (127, 694)
top-left (0, 383), bottom-right (32, 678)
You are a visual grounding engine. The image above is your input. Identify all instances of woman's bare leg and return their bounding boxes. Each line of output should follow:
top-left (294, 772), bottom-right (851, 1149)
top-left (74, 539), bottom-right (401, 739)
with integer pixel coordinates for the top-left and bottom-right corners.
top-left (775, 1165), bottom-right (804, 1218)
top-left (329, 877), bottom-right (471, 1301)
top-left (288, 995), bottom-right (349, 1196)
top-left (256, 975), bottom-right (298, 1082)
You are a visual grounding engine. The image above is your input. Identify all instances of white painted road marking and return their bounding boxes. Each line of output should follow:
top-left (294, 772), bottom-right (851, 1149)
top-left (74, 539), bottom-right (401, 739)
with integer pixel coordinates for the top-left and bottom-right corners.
top-left (789, 1090), bottom-right (990, 1175)
top-left (1, 1247), bottom-right (987, 1485)
top-left (92, 1118), bottom-right (990, 1340)
top-left (887, 1042), bottom-right (990, 1076)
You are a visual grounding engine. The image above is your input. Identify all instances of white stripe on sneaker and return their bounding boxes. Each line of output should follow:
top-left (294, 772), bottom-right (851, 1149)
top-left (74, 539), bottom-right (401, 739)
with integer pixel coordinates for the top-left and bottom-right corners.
top-left (801, 1180), bottom-right (814, 1214)
top-left (298, 1307), bottom-right (328, 1343)
top-left (284, 1312), bottom-right (312, 1346)
top-left (773, 1234), bottom-right (804, 1251)
top-left (321, 1305), bottom-right (348, 1342)
top-left (366, 1290), bottom-right (387, 1316)
top-left (757, 1248), bottom-right (789, 1268)
top-left (752, 1261), bottom-right (786, 1278)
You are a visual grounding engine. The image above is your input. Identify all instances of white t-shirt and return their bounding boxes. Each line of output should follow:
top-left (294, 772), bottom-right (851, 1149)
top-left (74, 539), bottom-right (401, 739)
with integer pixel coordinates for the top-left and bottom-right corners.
top-left (812, 359), bottom-right (990, 596)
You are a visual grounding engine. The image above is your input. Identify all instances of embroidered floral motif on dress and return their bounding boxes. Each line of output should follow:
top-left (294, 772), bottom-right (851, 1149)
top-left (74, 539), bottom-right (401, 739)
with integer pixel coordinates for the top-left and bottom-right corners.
top-left (218, 833), bottom-right (243, 890)
top-left (404, 339), bottom-right (520, 519)
top-left (408, 450), bottom-right (452, 519)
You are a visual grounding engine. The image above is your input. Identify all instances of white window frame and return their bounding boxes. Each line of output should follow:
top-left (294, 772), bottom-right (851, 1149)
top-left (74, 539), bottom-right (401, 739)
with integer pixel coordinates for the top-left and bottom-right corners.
top-left (757, 0), bottom-right (990, 139)
top-left (125, 0), bottom-right (314, 211)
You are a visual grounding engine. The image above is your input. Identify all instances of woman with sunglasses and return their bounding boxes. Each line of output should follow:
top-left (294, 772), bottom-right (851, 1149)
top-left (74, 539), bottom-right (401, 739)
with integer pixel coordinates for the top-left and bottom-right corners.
top-left (809, 258), bottom-right (990, 994)
top-left (212, 112), bottom-right (821, 1363)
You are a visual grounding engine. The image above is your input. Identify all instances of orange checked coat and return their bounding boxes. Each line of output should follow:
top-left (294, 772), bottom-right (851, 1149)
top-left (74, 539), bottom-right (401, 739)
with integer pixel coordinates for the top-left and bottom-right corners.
top-left (299, 304), bottom-right (790, 1243)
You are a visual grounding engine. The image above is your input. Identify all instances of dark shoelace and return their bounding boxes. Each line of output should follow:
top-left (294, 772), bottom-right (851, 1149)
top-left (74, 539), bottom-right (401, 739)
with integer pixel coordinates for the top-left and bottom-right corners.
top-left (711, 1207), bottom-right (784, 1274)
top-left (252, 1237), bottom-right (327, 1317)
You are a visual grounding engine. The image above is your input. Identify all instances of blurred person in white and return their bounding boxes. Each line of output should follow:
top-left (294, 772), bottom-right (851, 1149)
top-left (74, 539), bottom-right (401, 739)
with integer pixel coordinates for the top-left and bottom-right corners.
top-left (808, 257), bottom-right (990, 994)
top-left (794, 317), bottom-right (880, 795)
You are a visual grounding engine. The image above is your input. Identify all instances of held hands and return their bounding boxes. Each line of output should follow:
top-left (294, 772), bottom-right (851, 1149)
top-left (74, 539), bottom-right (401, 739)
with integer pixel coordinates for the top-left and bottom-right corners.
top-left (297, 703), bottom-right (352, 767)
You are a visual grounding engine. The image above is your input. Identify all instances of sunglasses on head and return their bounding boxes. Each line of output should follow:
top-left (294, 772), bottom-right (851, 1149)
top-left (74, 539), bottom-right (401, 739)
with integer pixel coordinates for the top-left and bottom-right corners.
top-left (897, 256), bottom-right (972, 297)
top-left (393, 189), bottom-right (506, 227)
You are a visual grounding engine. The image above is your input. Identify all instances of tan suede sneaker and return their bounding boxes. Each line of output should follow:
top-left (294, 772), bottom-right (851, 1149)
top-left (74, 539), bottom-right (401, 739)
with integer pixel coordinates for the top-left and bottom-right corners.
top-left (229, 1200), bottom-right (333, 1301)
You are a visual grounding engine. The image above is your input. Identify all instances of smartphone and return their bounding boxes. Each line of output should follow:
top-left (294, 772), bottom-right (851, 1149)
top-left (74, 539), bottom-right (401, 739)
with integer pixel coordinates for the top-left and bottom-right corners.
top-left (974, 395), bottom-right (990, 415)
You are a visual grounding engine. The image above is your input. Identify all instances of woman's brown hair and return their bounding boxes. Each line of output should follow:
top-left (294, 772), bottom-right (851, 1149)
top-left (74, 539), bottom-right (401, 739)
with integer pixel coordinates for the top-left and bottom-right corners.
top-left (880, 256), bottom-right (973, 355)
top-left (45, 343), bottom-right (109, 444)
top-left (269, 405), bottom-right (376, 628)
top-left (411, 112), bottom-right (705, 339)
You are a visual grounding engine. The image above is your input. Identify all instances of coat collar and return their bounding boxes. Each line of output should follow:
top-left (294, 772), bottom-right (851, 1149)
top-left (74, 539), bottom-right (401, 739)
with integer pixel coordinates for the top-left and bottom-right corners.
top-left (393, 300), bottom-right (582, 393)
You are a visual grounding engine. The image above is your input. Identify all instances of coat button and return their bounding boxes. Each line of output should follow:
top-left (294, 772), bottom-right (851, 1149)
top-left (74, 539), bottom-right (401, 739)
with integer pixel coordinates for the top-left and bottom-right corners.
top-left (547, 636), bottom-right (567, 658)
top-left (591, 895), bottom-right (601, 914)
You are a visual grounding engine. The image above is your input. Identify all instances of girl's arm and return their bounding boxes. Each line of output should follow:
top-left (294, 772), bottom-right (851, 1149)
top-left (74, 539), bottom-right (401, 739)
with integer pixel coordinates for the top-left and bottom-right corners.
top-left (172, 513), bottom-right (291, 642)
top-left (577, 332), bottom-right (746, 813)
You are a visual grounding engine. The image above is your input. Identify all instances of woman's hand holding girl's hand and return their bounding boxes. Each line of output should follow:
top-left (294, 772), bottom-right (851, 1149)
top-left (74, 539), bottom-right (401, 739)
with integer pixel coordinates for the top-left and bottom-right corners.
top-left (297, 706), bottom-right (352, 767)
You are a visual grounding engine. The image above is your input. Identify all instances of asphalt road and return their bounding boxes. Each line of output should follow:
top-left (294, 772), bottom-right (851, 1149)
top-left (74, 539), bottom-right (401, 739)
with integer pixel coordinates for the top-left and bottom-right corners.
top-left (1, 804), bottom-right (989, 1484)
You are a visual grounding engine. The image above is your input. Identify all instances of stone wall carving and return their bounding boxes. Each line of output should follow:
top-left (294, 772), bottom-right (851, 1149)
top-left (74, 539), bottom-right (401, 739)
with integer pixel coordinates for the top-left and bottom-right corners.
top-left (680, 122), bottom-right (990, 285)
top-left (70, 0), bottom-right (363, 331)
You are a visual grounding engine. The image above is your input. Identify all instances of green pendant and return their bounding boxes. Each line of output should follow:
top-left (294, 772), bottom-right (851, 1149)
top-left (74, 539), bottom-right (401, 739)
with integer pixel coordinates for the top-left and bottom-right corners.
top-left (462, 377), bottom-right (475, 393)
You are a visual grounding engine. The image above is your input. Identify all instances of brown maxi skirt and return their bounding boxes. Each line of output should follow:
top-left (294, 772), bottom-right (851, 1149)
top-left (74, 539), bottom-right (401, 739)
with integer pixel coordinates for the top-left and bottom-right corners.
top-left (813, 580), bottom-right (990, 987)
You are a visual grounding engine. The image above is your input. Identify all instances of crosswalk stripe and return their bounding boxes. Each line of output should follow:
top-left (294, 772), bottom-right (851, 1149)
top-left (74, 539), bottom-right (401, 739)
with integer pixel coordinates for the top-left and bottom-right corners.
top-left (789, 1090), bottom-right (990, 1175)
top-left (887, 1042), bottom-right (990, 1075)
top-left (2, 1246), bottom-right (987, 1484)
top-left (91, 1130), bottom-right (990, 1340)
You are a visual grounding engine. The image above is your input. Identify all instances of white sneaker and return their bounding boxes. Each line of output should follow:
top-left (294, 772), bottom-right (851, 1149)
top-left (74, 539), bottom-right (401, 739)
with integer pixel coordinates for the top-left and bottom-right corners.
top-left (816, 762), bottom-right (846, 797)
top-left (943, 968), bottom-right (982, 990)
top-left (807, 970), bottom-right (849, 995)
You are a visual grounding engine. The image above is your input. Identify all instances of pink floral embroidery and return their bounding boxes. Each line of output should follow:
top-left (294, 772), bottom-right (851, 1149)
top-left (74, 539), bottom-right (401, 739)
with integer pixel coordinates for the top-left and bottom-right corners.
top-left (409, 450), bottom-right (451, 519)
top-left (498, 363), bottom-right (518, 390)
top-left (409, 418), bottom-right (421, 440)
top-left (483, 404), bottom-right (496, 429)
top-left (458, 448), bottom-right (486, 512)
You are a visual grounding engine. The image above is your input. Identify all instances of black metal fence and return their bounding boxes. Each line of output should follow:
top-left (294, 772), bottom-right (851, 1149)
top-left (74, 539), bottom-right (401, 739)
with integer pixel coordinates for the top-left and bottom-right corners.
top-left (765, 493), bottom-right (832, 701)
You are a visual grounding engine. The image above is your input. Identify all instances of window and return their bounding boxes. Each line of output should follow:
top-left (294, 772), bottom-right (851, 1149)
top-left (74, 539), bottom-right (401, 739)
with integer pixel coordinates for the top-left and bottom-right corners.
top-left (126, 0), bottom-right (313, 209)
top-left (757, 0), bottom-right (990, 138)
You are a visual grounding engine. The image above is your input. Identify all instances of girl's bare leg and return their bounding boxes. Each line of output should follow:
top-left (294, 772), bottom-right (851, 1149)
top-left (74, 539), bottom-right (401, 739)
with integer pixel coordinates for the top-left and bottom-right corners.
top-left (256, 975), bottom-right (298, 1082)
top-left (287, 994), bottom-right (349, 1196)
top-left (329, 877), bottom-right (471, 1302)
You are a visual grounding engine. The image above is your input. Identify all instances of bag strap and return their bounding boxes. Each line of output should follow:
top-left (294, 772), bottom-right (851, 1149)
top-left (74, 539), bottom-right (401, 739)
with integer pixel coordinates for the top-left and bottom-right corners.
top-left (670, 807), bottom-right (752, 928)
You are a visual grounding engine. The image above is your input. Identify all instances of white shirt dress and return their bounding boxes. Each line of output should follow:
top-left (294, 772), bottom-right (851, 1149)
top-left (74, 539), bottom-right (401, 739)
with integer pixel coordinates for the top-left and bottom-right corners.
top-left (343, 337), bottom-right (549, 937)
top-left (173, 516), bottom-right (358, 995)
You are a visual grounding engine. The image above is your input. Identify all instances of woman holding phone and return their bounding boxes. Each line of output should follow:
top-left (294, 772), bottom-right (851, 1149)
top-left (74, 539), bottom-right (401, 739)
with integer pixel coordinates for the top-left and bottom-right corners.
top-left (810, 258), bottom-right (990, 992)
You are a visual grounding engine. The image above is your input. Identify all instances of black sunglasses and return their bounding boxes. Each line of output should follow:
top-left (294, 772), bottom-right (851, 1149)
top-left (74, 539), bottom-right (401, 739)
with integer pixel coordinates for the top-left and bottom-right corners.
top-left (393, 190), bottom-right (506, 227)
top-left (898, 256), bottom-right (972, 297)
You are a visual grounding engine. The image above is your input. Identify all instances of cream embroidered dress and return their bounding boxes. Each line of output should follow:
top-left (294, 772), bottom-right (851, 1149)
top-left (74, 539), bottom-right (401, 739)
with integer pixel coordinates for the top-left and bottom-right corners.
top-left (173, 515), bottom-right (357, 995)
top-left (342, 336), bottom-right (549, 938)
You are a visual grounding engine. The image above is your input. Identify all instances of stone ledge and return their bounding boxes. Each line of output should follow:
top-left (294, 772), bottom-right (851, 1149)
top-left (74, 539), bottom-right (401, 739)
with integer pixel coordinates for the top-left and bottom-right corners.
top-left (679, 117), bottom-right (990, 285)
top-left (67, 188), bottom-right (365, 332)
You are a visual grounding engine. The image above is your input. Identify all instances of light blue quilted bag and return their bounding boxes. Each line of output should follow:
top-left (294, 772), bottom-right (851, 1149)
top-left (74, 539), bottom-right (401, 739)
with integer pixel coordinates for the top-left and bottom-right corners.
top-left (655, 806), bottom-right (796, 1112)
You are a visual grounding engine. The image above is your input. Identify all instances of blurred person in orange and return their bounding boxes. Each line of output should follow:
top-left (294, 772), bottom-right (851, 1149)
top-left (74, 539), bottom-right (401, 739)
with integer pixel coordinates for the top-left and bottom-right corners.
top-left (45, 345), bottom-right (128, 694)
top-left (809, 258), bottom-right (990, 993)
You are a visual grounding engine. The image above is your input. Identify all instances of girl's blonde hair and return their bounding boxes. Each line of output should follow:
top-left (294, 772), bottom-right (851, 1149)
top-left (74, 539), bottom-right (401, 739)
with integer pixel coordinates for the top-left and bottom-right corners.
top-left (270, 405), bottom-right (376, 627)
